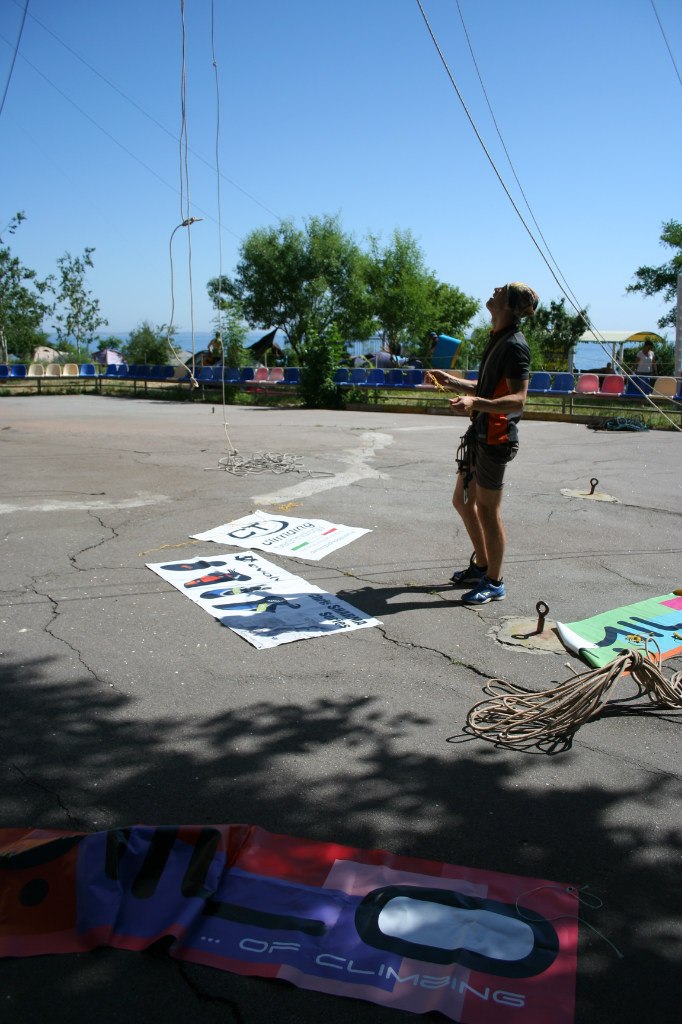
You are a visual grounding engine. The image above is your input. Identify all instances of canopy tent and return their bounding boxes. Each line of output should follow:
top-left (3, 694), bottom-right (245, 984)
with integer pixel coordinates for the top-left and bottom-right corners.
top-left (246, 328), bottom-right (285, 365)
top-left (92, 348), bottom-right (124, 365)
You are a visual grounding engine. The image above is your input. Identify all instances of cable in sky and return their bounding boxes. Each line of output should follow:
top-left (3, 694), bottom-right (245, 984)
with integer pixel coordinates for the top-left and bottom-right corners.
top-left (650, 0), bottom-right (682, 92)
top-left (0, 0), bottom-right (29, 119)
top-left (453, 0), bottom-right (585, 317)
top-left (8, 0), bottom-right (283, 221)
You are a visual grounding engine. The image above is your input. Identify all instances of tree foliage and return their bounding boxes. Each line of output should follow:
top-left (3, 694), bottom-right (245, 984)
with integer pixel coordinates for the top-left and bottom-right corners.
top-left (366, 229), bottom-right (434, 353)
top-left (626, 219), bottom-right (682, 329)
top-left (123, 322), bottom-right (173, 365)
top-left (299, 323), bottom-right (346, 409)
top-left (53, 248), bottom-right (107, 357)
top-left (208, 215), bottom-right (374, 357)
top-left (0, 212), bottom-right (53, 362)
top-left (214, 298), bottom-right (248, 367)
top-left (521, 298), bottom-right (588, 370)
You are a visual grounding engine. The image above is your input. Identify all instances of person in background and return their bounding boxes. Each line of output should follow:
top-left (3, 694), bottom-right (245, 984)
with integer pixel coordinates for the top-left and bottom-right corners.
top-left (634, 341), bottom-right (657, 376)
top-left (428, 281), bottom-right (539, 605)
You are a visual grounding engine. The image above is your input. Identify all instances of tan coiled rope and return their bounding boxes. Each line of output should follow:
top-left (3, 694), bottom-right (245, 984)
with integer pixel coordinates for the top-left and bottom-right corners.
top-left (466, 644), bottom-right (682, 752)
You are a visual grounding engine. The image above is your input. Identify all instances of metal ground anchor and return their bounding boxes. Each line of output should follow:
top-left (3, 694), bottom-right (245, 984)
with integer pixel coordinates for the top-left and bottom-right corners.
top-left (589, 478), bottom-right (598, 495)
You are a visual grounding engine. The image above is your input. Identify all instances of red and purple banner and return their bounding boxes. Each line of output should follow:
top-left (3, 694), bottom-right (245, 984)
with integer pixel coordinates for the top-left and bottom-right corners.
top-left (0, 825), bottom-right (577, 1022)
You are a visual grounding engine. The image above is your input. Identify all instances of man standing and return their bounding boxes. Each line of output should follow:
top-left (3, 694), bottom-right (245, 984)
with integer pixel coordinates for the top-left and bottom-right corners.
top-left (634, 341), bottom-right (657, 376)
top-left (429, 281), bottom-right (539, 605)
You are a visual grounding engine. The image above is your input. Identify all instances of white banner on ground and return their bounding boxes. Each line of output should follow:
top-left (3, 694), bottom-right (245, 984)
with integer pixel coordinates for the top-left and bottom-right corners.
top-left (147, 551), bottom-right (380, 649)
top-left (191, 510), bottom-right (370, 561)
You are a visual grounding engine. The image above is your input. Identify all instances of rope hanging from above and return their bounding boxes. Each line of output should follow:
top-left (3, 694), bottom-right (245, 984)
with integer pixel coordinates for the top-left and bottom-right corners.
top-left (465, 642), bottom-right (682, 753)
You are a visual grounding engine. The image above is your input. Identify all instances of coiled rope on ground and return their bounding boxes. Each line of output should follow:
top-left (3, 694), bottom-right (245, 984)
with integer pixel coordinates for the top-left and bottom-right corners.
top-left (466, 644), bottom-right (682, 752)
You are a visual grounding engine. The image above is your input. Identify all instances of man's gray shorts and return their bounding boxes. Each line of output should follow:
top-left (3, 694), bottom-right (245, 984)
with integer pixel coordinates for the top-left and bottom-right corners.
top-left (470, 440), bottom-right (519, 491)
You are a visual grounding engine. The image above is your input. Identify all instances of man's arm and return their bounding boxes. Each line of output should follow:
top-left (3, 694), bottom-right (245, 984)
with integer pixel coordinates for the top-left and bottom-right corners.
top-left (424, 369), bottom-right (476, 393)
top-left (449, 377), bottom-right (529, 416)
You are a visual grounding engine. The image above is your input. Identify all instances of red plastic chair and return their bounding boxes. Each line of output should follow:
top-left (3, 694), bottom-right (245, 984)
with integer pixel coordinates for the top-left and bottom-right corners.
top-left (575, 373), bottom-right (599, 394)
top-left (598, 374), bottom-right (625, 397)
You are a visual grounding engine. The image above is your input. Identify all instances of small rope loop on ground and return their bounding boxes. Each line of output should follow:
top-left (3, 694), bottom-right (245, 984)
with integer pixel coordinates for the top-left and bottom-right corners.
top-left (466, 643), bottom-right (682, 751)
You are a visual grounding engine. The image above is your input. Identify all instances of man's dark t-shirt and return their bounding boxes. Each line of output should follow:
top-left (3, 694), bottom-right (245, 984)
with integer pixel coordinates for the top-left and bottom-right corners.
top-left (473, 327), bottom-right (530, 446)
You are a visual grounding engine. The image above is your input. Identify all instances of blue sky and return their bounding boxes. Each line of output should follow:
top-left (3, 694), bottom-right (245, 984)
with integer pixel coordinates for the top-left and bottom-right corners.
top-left (1, 0), bottom-right (680, 340)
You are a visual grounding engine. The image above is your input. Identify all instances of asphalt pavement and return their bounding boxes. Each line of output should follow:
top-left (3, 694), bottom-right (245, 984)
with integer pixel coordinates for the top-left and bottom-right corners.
top-left (1, 394), bottom-right (681, 1024)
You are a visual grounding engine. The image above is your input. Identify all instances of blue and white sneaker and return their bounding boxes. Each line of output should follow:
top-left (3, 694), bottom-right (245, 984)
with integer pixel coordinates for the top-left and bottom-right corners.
top-left (462, 577), bottom-right (506, 605)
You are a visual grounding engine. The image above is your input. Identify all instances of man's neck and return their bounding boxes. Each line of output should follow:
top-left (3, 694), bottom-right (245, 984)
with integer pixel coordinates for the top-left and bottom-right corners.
top-left (490, 311), bottom-right (516, 334)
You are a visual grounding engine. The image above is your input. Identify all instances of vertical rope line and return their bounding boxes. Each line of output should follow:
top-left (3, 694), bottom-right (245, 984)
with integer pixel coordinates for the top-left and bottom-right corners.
top-left (211, 0), bottom-right (232, 448)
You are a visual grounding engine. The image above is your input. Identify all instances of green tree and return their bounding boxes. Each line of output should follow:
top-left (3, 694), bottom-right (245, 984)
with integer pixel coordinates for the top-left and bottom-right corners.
top-left (0, 212), bottom-right (53, 362)
top-left (53, 248), bottom-right (107, 358)
top-left (210, 298), bottom-right (248, 367)
top-left (299, 322), bottom-right (346, 409)
top-left (366, 229), bottom-right (434, 353)
top-left (123, 322), bottom-right (173, 365)
top-left (208, 215), bottom-right (374, 358)
top-left (522, 298), bottom-right (588, 370)
top-left (626, 219), bottom-right (682, 330)
top-left (419, 280), bottom-right (479, 361)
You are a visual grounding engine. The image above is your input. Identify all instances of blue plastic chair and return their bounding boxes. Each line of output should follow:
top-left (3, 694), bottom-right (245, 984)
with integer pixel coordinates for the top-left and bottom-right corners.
top-left (79, 363), bottom-right (96, 377)
top-left (219, 366), bottom-right (240, 383)
top-left (10, 364), bottom-right (27, 378)
top-left (0, 364), bottom-right (10, 379)
top-left (405, 368), bottom-right (424, 387)
top-left (333, 368), bottom-right (349, 385)
top-left (550, 373), bottom-right (575, 395)
top-left (104, 365), bottom-right (119, 378)
top-left (387, 369), bottom-right (405, 388)
top-left (196, 366), bottom-right (215, 383)
top-left (239, 367), bottom-right (254, 383)
top-left (623, 375), bottom-right (652, 398)
top-left (528, 371), bottom-right (551, 394)
top-left (465, 370), bottom-right (479, 381)
top-left (125, 364), bottom-right (139, 378)
top-left (365, 368), bottom-right (385, 387)
top-left (135, 365), bottom-right (150, 380)
top-left (283, 367), bottom-right (300, 384)
top-left (349, 368), bottom-right (368, 386)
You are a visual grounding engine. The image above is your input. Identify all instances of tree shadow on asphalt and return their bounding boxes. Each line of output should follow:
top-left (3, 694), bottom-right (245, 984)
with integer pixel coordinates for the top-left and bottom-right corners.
top-left (1, 654), bottom-right (680, 1024)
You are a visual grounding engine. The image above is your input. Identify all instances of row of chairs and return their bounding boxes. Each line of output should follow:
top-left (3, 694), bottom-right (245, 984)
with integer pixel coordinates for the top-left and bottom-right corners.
top-left (528, 371), bottom-right (682, 400)
top-left (0, 362), bottom-right (98, 379)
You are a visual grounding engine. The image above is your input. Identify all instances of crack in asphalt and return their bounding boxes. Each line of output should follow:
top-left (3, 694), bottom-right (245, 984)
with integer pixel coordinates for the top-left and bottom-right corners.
top-left (176, 962), bottom-right (246, 1021)
top-left (9, 763), bottom-right (88, 829)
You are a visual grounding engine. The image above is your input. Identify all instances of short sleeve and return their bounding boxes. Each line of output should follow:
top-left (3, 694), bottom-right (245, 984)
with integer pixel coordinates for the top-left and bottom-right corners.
top-left (503, 333), bottom-right (530, 381)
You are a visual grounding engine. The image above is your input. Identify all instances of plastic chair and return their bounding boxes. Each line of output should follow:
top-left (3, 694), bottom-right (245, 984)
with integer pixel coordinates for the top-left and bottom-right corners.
top-left (527, 371), bottom-right (551, 394)
top-left (62, 363), bottom-right (79, 377)
top-left (651, 376), bottom-right (677, 398)
top-left (149, 365), bottom-right (166, 380)
top-left (221, 366), bottom-right (241, 383)
top-left (28, 363), bottom-right (45, 377)
top-left (598, 374), bottom-right (625, 397)
top-left (252, 366), bottom-right (269, 383)
top-left (196, 366), bottom-right (215, 382)
top-left (333, 368), bottom-right (349, 385)
top-left (239, 367), bottom-right (255, 383)
top-left (135, 365), bottom-right (150, 380)
top-left (623, 375), bottom-right (652, 398)
top-left (404, 368), bottom-right (423, 387)
top-left (267, 367), bottom-right (284, 383)
top-left (465, 370), bottom-right (479, 380)
top-left (575, 373), bottom-right (599, 394)
top-left (104, 365), bottom-right (120, 378)
top-left (283, 367), bottom-right (300, 384)
top-left (10, 364), bottom-right (27, 378)
top-left (0, 364), bottom-right (9, 379)
top-left (45, 363), bottom-right (62, 377)
top-left (79, 363), bottom-right (97, 377)
top-left (349, 368), bottom-right (368, 386)
top-left (386, 369), bottom-right (405, 388)
top-left (550, 373), bottom-right (574, 395)
top-left (365, 368), bottom-right (385, 387)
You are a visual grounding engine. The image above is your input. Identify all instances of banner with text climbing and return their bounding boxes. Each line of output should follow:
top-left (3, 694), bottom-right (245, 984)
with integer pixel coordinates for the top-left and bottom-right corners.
top-left (0, 824), bottom-right (578, 1023)
top-left (191, 511), bottom-right (370, 561)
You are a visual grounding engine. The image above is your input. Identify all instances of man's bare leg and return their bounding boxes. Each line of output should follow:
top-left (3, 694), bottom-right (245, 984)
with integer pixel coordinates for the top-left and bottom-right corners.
top-left (453, 475), bottom-right (505, 579)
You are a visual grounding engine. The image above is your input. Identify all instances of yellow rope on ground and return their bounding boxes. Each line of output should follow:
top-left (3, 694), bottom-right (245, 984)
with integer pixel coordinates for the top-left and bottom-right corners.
top-left (466, 643), bottom-right (682, 752)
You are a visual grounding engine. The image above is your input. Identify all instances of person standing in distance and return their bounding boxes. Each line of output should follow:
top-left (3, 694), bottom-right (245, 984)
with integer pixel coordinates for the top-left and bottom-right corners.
top-left (633, 340), bottom-right (657, 376)
top-left (428, 281), bottom-right (539, 605)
